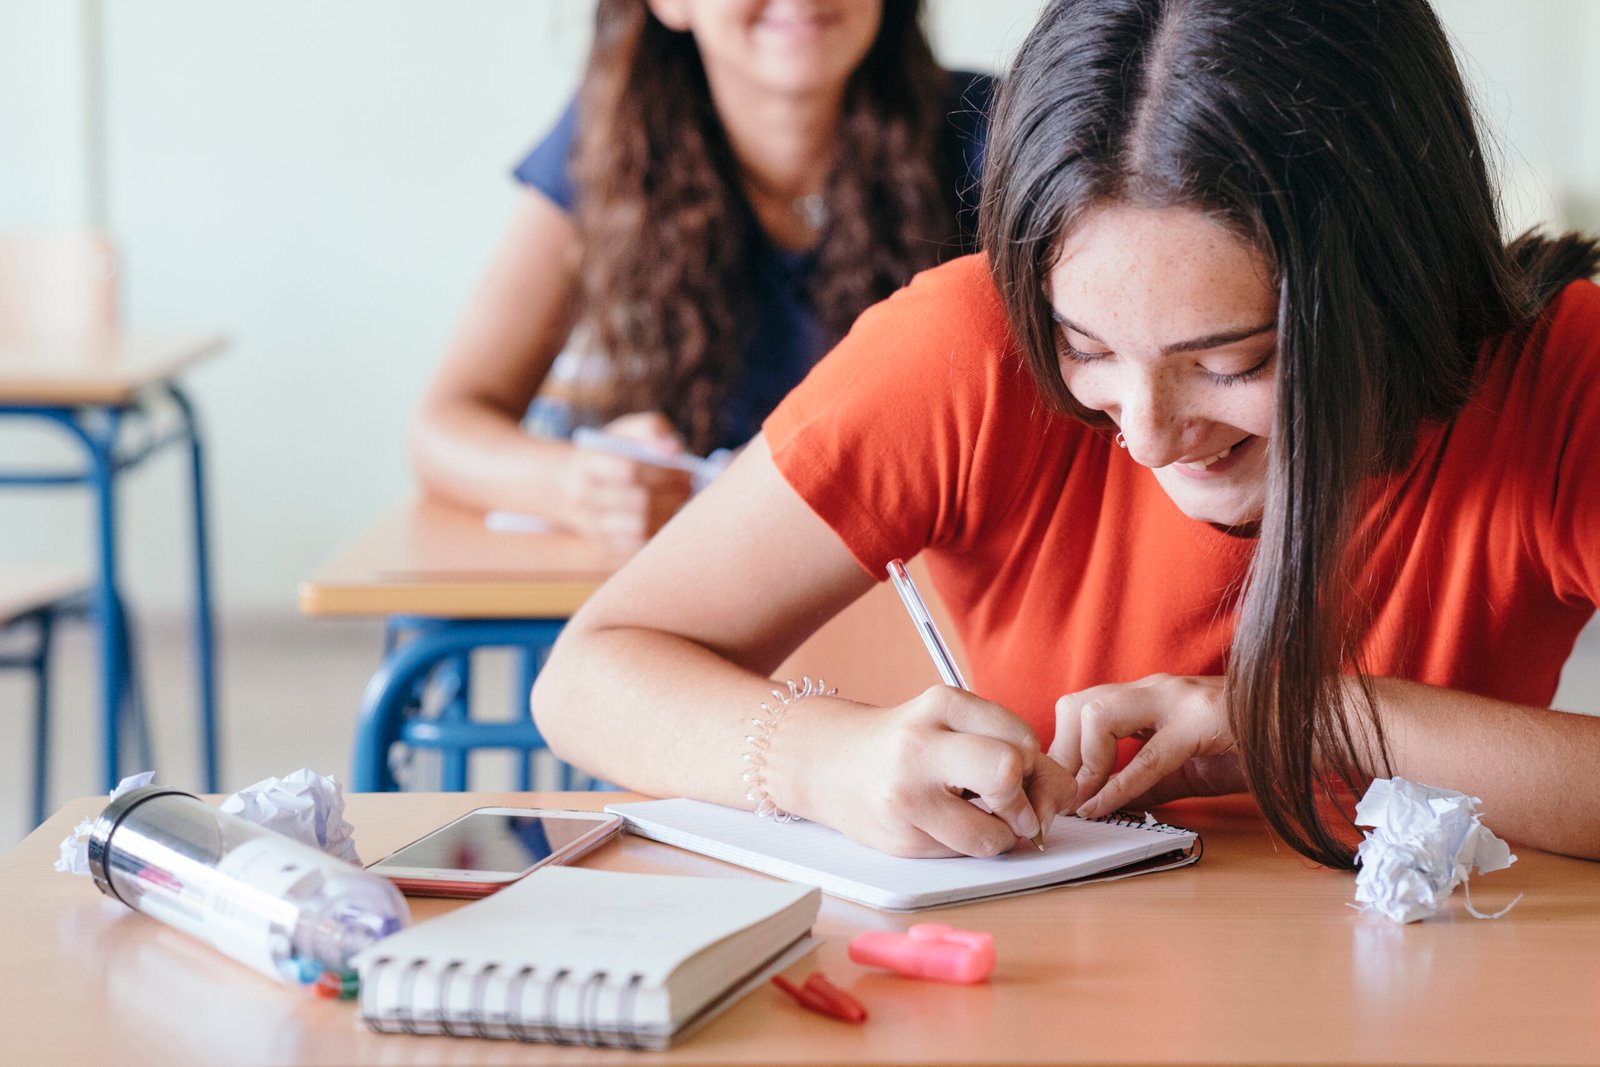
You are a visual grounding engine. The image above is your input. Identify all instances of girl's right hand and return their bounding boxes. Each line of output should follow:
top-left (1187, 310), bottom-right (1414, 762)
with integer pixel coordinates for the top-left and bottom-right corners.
top-left (798, 686), bottom-right (1077, 858)
top-left (559, 412), bottom-right (694, 553)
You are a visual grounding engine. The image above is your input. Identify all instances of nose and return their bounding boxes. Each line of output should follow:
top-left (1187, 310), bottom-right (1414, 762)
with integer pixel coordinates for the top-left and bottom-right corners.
top-left (1115, 370), bottom-right (1189, 468)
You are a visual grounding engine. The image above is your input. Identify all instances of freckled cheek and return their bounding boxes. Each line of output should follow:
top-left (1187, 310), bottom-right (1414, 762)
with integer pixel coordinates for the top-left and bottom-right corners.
top-left (1058, 363), bottom-right (1116, 414)
top-left (1218, 383), bottom-right (1277, 438)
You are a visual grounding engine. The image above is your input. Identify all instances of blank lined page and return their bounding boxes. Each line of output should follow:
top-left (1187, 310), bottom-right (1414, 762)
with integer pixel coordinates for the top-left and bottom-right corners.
top-left (606, 798), bottom-right (1198, 911)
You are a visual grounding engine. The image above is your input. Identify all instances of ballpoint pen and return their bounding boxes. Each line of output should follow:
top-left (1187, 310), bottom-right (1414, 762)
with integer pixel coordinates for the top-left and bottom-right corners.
top-left (886, 559), bottom-right (1048, 851)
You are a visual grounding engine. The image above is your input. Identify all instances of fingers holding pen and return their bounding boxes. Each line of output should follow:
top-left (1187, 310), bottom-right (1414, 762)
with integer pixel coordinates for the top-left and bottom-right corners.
top-left (895, 687), bottom-right (1073, 852)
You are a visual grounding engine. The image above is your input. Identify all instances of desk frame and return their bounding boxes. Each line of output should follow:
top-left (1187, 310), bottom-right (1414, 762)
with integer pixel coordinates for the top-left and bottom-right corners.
top-left (0, 380), bottom-right (218, 792)
top-left (353, 616), bottom-right (568, 792)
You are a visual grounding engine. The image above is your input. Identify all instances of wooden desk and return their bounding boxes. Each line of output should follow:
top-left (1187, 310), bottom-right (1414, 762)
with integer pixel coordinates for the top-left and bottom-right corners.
top-left (297, 497), bottom-right (622, 619)
top-left (297, 499), bottom-right (628, 790)
top-left (297, 499), bottom-right (957, 791)
top-left (0, 332), bottom-right (224, 795)
top-left (0, 331), bottom-right (225, 405)
top-left (4, 792), bottom-right (1595, 1066)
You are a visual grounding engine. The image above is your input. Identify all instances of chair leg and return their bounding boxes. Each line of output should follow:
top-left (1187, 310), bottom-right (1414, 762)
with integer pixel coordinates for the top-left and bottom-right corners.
top-left (167, 384), bottom-right (220, 792)
top-left (113, 594), bottom-right (154, 776)
top-left (31, 611), bottom-right (55, 828)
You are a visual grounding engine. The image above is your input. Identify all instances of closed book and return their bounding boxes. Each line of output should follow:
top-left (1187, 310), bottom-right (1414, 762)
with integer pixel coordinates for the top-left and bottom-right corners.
top-left (352, 866), bottom-right (820, 1049)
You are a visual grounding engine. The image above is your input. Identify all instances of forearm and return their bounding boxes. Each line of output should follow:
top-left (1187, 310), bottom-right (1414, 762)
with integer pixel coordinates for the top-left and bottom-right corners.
top-left (1359, 677), bottom-right (1600, 859)
top-left (531, 619), bottom-right (863, 809)
top-left (409, 399), bottom-right (579, 519)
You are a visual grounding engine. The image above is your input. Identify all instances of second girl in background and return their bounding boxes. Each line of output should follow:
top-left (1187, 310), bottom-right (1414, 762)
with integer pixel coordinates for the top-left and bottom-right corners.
top-left (411, 0), bottom-right (993, 551)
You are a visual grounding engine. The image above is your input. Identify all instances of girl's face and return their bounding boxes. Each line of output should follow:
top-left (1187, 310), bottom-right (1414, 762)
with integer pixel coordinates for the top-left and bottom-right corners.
top-left (646, 0), bottom-right (882, 99)
top-left (1047, 204), bottom-right (1278, 528)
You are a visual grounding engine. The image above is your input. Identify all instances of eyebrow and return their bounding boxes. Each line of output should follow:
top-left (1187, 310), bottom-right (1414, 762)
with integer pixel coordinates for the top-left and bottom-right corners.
top-left (1050, 308), bottom-right (1276, 355)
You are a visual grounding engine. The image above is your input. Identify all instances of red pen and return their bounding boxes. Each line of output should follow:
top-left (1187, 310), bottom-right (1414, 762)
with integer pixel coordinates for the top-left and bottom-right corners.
top-left (771, 972), bottom-right (868, 1023)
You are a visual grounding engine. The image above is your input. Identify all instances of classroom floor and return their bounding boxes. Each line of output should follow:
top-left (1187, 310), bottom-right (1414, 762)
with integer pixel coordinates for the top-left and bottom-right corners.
top-left (4, 611), bottom-right (1600, 855)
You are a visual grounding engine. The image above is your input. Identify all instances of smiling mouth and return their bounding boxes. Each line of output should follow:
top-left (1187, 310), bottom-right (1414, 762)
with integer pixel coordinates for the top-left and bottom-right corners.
top-left (1171, 435), bottom-right (1254, 472)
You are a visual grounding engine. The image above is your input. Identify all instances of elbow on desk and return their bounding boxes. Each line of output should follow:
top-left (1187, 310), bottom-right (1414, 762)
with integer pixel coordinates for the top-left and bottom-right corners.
top-left (528, 620), bottom-right (602, 772)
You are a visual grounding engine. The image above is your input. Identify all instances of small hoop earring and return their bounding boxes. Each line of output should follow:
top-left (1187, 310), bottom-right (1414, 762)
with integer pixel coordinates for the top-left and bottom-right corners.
top-left (1115, 432), bottom-right (1127, 450)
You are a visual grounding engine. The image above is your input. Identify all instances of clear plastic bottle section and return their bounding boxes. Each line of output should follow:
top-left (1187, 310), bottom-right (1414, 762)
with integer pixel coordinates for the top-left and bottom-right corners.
top-left (88, 786), bottom-right (409, 989)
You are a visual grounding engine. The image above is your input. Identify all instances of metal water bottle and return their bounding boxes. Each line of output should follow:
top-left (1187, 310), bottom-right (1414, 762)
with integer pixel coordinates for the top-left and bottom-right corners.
top-left (87, 785), bottom-right (409, 985)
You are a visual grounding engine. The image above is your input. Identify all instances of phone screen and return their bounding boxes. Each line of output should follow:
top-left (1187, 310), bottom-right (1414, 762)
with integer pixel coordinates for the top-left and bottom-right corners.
top-left (370, 813), bottom-right (598, 874)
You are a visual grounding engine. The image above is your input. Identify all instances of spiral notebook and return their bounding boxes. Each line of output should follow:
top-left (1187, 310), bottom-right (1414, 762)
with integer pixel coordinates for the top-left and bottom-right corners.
top-left (352, 866), bottom-right (820, 1049)
top-left (606, 798), bottom-right (1201, 911)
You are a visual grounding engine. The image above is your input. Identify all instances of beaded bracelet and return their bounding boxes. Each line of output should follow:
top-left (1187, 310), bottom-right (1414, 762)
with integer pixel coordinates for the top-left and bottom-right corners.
top-left (740, 676), bottom-right (836, 822)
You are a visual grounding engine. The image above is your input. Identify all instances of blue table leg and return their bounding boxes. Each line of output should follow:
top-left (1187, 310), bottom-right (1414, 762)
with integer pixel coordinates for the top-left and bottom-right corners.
top-left (167, 385), bottom-right (219, 791)
top-left (437, 653), bottom-right (472, 791)
top-left (351, 619), bottom-right (565, 792)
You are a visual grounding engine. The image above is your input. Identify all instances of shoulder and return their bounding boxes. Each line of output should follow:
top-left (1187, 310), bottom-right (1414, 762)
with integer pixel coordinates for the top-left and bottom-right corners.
top-left (764, 253), bottom-right (1074, 565)
top-left (1490, 278), bottom-right (1600, 407)
top-left (511, 95), bottom-right (581, 211)
top-left (1470, 278), bottom-right (1600, 595)
top-left (819, 254), bottom-right (1015, 388)
top-left (768, 255), bottom-right (1014, 429)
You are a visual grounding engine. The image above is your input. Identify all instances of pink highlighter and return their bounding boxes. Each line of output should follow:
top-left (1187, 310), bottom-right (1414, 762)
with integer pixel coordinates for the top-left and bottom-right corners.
top-left (847, 923), bottom-right (996, 984)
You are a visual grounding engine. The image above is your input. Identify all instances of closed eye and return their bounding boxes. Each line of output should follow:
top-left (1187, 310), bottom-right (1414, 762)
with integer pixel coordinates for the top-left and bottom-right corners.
top-left (1204, 348), bottom-right (1275, 386)
top-left (1060, 339), bottom-right (1111, 364)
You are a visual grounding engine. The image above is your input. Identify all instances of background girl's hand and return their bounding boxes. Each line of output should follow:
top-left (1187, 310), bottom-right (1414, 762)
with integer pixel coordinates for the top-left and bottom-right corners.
top-left (559, 412), bottom-right (693, 552)
top-left (807, 686), bottom-right (1077, 858)
top-left (1050, 674), bottom-right (1245, 819)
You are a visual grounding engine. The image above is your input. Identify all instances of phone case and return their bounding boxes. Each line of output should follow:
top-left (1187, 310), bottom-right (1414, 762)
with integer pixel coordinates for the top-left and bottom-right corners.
top-left (369, 809), bottom-right (623, 899)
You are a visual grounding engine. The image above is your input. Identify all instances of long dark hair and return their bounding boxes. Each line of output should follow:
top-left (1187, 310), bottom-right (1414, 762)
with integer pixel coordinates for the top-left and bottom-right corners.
top-left (571, 0), bottom-right (964, 452)
top-left (980, 0), bottom-right (1600, 867)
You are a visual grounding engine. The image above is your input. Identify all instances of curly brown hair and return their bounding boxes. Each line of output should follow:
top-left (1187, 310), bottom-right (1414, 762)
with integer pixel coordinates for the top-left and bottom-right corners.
top-left (570, 0), bottom-right (968, 452)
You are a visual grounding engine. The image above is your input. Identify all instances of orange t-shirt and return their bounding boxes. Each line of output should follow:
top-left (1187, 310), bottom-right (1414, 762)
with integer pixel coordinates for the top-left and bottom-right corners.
top-left (764, 254), bottom-right (1600, 748)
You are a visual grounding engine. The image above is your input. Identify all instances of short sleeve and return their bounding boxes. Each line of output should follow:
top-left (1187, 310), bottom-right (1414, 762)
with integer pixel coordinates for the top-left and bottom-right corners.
top-left (511, 96), bottom-right (580, 212)
top-left (1531, 280), bottom-right (1600, 607)
top-left (763, 254), bottom-right (1058, 579)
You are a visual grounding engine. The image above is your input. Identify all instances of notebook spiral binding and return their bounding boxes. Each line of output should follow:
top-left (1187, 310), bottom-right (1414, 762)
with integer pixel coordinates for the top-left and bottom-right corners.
top-left (1091, 810), bottom-right (1205, 863)
top-left (1092, 810), bottom-right (1192, 835)
top-left (362, 956), bottom-right (653, 1048)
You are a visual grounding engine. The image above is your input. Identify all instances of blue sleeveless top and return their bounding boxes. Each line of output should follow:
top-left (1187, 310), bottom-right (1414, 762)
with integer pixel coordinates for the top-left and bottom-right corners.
top-left (513, 71), bottom-right (996, 450)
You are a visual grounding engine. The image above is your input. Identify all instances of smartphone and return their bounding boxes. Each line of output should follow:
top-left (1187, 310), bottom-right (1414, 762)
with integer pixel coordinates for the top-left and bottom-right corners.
top-left (366, 807), bottom-right (624, 898)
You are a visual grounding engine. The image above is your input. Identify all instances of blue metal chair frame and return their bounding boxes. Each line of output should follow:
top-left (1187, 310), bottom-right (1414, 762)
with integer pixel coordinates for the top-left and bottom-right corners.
top-left (350, 616), bottom-right (571, 792)
top-left (0, 601), bottom-right (59, 827)
top-left (0, 381), bottom-right (218, 793)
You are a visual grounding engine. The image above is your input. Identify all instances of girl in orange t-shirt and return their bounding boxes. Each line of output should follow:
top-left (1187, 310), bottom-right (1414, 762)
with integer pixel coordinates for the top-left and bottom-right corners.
top-left (532, 0), bottom-right (1600, 867)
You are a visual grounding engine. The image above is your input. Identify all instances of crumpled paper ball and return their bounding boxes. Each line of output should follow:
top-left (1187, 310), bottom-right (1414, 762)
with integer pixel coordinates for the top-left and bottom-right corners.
top-left (1352, 776), bottom-right (1518, 923)
top-left (219, 768), bottom-right (360, 864)
top-left (56, 767), bottom-right (360, 876)
top-left (54, 771), bottom-right (155, 875)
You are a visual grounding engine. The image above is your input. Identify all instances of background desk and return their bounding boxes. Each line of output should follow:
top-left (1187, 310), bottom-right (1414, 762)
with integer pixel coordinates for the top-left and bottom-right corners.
top-left (0, 331), bottom-right (223, 802)
top-left (298, 498), bottom-right (622, 791)
top-left (4, 792), bottom-right (1597, 1066)
top-left (298, 499), bottom-right (955, 794)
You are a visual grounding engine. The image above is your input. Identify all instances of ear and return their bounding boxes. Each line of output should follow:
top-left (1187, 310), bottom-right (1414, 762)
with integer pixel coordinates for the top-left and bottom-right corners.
top-left (645, 0), bottom-right (692, 32)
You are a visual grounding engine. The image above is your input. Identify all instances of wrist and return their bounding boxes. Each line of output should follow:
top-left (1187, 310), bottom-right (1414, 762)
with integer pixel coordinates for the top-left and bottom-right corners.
top-left (741, 679), bottom-right (852, 821)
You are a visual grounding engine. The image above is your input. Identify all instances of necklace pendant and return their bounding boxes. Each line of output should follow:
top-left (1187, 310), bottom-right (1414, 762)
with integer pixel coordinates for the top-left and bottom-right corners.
top-left (794, 193), bottom-right (827, 231)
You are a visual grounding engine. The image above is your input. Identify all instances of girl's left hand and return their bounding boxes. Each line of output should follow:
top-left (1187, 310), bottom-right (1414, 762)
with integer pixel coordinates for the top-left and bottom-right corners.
top-left (1049, 674), bottom-right (1247, 818)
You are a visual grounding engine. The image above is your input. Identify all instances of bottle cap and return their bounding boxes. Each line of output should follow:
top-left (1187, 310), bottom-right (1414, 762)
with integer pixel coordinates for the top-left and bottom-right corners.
top-left (86, 784), bottom-right (198, 907)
